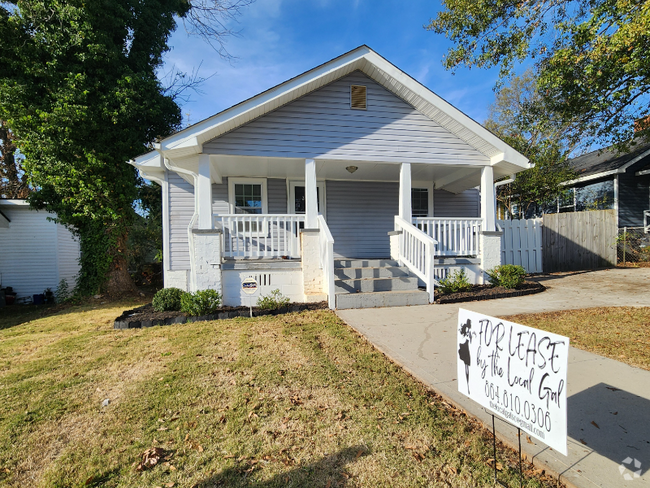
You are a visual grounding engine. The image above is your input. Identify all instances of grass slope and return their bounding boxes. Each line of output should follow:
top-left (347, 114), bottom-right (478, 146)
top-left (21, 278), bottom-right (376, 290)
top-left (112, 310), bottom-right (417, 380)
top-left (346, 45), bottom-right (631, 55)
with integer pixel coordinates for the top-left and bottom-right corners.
top-left (0, 301), bottom-right (558, 487)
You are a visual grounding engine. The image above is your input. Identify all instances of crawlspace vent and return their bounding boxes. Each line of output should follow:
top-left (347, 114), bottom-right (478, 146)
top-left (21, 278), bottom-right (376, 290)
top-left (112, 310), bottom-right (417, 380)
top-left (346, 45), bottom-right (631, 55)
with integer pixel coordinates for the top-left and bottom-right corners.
top-left (350, 85), bottom-right (367, 110)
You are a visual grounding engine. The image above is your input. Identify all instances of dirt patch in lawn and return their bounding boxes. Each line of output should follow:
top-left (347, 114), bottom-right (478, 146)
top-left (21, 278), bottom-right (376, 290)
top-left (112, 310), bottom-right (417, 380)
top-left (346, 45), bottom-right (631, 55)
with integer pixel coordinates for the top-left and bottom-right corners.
top-left (435, 281), bottom-right (545, 304)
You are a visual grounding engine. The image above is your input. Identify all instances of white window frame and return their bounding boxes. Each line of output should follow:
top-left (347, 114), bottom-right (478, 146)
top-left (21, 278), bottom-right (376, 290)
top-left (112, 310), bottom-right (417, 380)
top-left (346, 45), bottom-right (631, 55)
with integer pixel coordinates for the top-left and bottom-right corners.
top-left (228, 178), bottom-right (268, 214)
top-left (227, 178), bottom-right (268, 235)
top-left (288, 180), bottom-right (326, 218)
top-left (412, 181), bottom-right (434, 218)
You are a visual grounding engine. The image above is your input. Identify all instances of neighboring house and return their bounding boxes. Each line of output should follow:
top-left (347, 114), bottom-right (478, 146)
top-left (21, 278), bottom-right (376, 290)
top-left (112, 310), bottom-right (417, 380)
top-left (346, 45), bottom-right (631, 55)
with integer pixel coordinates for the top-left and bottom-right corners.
top-left (559, 143), bottom-right (650, 229)
top-left (130, 46), bottom-right (530, 309)
top-left (0, 200), bottom-right (80, 300)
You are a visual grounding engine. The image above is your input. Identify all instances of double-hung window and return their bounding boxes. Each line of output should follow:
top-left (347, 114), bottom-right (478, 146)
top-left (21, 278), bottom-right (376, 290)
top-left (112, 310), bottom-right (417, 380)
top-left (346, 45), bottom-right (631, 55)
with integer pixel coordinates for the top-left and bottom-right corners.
top-left (228, 178), bottom-right (268, 233)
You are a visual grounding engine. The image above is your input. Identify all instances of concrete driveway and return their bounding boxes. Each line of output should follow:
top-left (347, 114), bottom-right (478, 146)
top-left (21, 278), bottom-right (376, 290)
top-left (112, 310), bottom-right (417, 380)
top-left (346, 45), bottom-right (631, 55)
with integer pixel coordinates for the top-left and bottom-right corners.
top-left (337, 267), bottom-right (650, 488)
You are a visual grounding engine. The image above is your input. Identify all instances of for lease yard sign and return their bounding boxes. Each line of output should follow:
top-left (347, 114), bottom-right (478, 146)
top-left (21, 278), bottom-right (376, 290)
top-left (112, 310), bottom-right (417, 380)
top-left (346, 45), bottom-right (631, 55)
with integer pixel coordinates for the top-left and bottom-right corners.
top-left (457, 308), bottom-right (569, 455)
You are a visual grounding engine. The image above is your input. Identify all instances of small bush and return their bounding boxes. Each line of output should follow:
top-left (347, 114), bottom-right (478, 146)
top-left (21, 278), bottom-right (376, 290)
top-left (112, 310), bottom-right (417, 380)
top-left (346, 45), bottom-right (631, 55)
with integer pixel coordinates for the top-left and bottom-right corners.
top-left (486, 264), bottom-right (526, 289)
top-left (55, 279), bottom-right (71, 303)
top-left (438, 268), bottom-right (473, 294)
top-left (180, 289), bottom-right (222, 316)
top-left (152, 287), bottom-right (185, 312)
top-left (257, 289), bottom-right (291, 310)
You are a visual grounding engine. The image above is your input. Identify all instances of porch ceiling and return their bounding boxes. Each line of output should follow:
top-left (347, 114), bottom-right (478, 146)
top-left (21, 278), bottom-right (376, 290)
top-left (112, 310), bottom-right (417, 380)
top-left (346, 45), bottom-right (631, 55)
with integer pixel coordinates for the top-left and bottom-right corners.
top-left (209, 155), bottom-right (483, 192)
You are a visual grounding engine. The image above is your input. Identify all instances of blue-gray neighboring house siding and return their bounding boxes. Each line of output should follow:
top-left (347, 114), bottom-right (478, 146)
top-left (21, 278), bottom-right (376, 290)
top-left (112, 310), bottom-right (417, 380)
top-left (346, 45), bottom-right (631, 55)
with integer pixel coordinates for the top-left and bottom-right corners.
top-left (203, 71), bottom-right (489, 165)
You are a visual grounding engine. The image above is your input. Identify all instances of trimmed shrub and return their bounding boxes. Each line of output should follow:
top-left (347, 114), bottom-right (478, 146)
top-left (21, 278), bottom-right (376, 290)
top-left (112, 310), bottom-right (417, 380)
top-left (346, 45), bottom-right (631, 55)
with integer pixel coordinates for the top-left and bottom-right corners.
top-left (180, 289), bottom-right (222, 316)
top-left (486, 264), bottom-right (526, 289)
top-left (152, 287), bottom-right (185, 312)
top-left (438, 268), bottom-right (473, 294)
top-left (257, 289), bottom-right (291, 310)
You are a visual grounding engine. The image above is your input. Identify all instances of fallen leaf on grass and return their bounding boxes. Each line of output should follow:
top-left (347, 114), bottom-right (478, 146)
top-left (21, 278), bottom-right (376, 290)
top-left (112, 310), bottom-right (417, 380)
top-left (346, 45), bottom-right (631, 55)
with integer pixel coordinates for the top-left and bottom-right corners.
top-left (447, 465), bottom-right (457, 474)
top-left (135, 447), bottom-right (167, 471)
top-left (412, 452), bottom-right (424, 462)
top-left (486, 459), bottom-right (503, 471)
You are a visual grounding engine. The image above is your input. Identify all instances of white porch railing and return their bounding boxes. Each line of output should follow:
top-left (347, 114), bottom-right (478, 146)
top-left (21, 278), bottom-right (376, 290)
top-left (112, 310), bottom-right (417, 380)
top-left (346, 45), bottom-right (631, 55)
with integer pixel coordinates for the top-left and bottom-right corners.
top-left (645, 210), bottom-right (650, 233)
top-left (215, 214), bottom-right (305, 259)
top-left (413, 217), bottom-right (482, 257)
top-left (317, 215), bottom-right (336, 310)
top-left (395, 216), bottom-right (437, 303)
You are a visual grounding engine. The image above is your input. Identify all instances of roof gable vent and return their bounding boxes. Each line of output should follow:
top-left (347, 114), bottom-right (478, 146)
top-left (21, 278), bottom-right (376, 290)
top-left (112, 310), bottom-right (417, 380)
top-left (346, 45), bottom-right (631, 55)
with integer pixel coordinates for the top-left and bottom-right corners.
top-left (350, 85), bottom-right (367, 110)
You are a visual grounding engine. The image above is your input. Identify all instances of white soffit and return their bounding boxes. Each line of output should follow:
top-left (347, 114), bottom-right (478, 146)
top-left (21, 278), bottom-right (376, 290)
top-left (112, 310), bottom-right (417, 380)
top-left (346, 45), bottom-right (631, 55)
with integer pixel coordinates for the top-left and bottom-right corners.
top-left (151, 46), bottom-right (528, 170)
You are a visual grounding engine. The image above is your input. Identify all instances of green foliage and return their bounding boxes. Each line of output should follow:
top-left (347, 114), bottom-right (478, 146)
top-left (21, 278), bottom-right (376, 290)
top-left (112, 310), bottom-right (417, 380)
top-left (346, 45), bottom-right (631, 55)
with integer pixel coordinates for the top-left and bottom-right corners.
top-left (438, 268), bottom-right (473, 294)
top-left (0, 120), bottom-right (30, 199)
top-left (428, 0), bottom-right (650, 149)
top-left (486, 265), bottom-right (526, 289)
top-left (55, 279), bottom-right (71, 303)
top-left (256, 289), bottom-right (291, 310)
top-left (152, 287), bottom-right (186, 312)
top-left (180, 289), bottom-right (222, 316)
top-left (484, 71), bottom-right (577, 218)
top-left (0, 1), bottom-right (249, 295)
top-left (128, 181), bottom-right (163, 272)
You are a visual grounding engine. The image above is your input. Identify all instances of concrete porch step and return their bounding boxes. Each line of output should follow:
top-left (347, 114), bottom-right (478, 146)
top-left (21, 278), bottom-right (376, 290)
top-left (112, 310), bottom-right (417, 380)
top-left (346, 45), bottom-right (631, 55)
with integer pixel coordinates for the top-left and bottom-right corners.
top-left (335, 289), bottom-right (429, 309)
top-left (334, 275), bottom-right (419, 294)
top-left (334, 259), bottom-right (399, 269)
top-left (334, 265), bottom-right (411, 280)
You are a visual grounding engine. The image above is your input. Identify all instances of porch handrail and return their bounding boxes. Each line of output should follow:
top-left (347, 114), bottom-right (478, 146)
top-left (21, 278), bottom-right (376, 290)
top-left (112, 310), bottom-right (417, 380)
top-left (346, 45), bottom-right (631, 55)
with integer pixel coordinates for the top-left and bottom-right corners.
top-left (412, 217), bottom-right (482, 257)
top-left (395, 215), bottom-right (437, 303)
top-left (317, 215), bottom-right (336, 310)
top-left (645, 210), bottom-right (650, 234)
top-left (215, 214), bottom-right (305, 259)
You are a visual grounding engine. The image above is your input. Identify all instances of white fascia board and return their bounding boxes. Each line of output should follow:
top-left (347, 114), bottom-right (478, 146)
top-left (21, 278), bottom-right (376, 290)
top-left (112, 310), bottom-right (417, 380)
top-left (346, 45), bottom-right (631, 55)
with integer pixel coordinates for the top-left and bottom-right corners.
top-left (563, 168), bottom-right (623, 186)
top-left (635, 168), bottom-right (650, 176)
top-left (361, 51), bottom-right (529, 170)
top-left (566, 147), bottom-right (650, 183)
top-left (153, 44), bottom-right (528, 170)
top-left (0, 199), bottom-right (30, 206)
top-left (158, 47), bottom-right (371, 157)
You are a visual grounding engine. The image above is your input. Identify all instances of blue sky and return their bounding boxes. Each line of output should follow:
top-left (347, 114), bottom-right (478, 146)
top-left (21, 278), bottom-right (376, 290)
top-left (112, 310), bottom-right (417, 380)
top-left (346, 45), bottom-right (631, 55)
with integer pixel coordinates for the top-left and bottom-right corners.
top-left (162, 0), bottom-right (503, 128)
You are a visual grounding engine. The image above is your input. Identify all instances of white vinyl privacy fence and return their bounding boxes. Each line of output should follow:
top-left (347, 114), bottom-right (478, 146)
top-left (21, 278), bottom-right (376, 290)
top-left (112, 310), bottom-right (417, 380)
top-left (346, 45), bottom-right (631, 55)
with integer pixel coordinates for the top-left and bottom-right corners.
top-left (498, 219), bottom-right (543, 274)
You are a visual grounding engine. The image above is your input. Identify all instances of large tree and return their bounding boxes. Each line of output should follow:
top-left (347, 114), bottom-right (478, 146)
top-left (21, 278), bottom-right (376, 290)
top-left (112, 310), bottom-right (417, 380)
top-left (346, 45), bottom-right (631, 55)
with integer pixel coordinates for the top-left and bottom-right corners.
top-left (0, 120), bottom-right (29, 198)
top-left (0, 0), bottom-right (249, 295)
top-left (485, 71), bottom-right (576, 218)
top-left (428, 0), bottom-right (650, 149)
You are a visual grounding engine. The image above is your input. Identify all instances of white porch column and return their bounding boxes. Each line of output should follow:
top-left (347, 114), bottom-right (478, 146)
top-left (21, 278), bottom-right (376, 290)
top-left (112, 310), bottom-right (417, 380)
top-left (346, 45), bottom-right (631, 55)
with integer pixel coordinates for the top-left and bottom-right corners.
top-left (480, 165), bottom-right (502, 283)
top-left (305, 158), bottom-right (318, 229)
top-left (399, 162), bottom-right (412, 222)
top-left (480, 165), bottom-right (496, 232)
top-left (197, 154), bottom-right (213, 229)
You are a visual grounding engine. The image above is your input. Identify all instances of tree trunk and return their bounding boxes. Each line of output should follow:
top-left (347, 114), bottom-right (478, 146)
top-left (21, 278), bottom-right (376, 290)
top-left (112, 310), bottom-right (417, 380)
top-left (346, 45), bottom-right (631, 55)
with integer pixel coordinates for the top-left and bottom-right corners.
top-left (104, 233), bottom-right (138, 296)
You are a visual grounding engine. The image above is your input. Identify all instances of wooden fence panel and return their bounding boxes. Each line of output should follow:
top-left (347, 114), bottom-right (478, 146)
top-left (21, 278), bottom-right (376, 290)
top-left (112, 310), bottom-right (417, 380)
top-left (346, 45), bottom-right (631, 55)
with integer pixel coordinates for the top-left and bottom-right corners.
top-left (542, 210), bottom-right (617, 273)
top-left (498, 219), bottom-right (543, 274)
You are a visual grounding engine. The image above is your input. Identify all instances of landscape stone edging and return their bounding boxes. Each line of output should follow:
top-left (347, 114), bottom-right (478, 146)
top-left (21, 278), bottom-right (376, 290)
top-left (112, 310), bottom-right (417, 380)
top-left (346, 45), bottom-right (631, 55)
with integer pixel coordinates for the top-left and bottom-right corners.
top-left (114, 302), bottom-right (326, 329)
top-left (434, 282), bottom-right (545, 305)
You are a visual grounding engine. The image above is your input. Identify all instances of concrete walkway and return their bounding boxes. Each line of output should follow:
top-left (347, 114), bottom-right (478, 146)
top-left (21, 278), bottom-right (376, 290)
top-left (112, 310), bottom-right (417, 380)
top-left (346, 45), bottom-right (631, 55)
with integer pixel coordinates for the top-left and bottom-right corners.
top-left (337, 267), bottom-right (650, 488)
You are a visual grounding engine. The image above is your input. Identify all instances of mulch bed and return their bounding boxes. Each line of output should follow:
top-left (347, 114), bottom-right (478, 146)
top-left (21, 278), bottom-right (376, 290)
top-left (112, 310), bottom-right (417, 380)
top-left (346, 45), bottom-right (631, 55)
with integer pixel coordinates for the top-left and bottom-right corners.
top-left (114, 301), bottom-right (328, 329)
top-left (434, 281), bottom-right (545, 304)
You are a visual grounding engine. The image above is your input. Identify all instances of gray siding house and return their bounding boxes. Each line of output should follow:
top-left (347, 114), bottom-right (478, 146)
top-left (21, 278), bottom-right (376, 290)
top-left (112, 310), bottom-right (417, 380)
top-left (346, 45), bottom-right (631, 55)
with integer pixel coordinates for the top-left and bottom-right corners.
top-left (131, 46), bottom-right (530, 309)
top-left (560, 143), bottom-right (650, 229)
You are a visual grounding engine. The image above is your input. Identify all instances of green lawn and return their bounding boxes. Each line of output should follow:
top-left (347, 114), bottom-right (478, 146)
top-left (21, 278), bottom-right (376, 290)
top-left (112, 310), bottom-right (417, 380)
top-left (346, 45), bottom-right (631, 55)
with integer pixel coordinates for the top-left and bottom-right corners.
top-left (0, 300), bottom-right (558, 487)
top-left (506, 306), bottom-right (650, 371)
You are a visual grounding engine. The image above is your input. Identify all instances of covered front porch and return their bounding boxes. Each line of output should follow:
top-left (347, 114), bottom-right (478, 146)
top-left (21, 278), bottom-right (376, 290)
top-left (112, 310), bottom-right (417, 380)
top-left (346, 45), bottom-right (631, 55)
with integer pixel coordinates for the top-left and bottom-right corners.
top-left (164, 153), bottom-right (502, 309)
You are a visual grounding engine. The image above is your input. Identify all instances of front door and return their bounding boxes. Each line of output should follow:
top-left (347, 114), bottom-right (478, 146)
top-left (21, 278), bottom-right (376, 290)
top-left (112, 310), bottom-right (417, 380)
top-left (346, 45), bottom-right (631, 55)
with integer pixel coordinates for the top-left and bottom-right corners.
top-left (289, 181), bottom-right (326, 218)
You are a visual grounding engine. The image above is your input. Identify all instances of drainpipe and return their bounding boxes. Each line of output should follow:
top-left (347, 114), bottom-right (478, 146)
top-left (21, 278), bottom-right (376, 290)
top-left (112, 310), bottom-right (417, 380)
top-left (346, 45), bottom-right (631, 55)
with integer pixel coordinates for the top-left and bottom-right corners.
top-left (155, 143), bottom-right (200, 292)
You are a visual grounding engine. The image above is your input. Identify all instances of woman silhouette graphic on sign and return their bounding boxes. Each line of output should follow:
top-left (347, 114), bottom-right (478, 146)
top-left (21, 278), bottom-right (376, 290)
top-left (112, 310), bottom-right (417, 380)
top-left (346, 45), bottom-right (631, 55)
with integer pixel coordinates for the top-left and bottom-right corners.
top-left (458, 318), bottom-right (472, 394)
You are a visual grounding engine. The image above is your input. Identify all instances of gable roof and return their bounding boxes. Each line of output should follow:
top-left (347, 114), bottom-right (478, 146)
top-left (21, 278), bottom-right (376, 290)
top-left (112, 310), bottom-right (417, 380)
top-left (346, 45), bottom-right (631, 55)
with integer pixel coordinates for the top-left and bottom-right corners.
top-left (136, 45), bottom-right (529, 175)
top-left (567, 142), bottom-right (650, 184)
